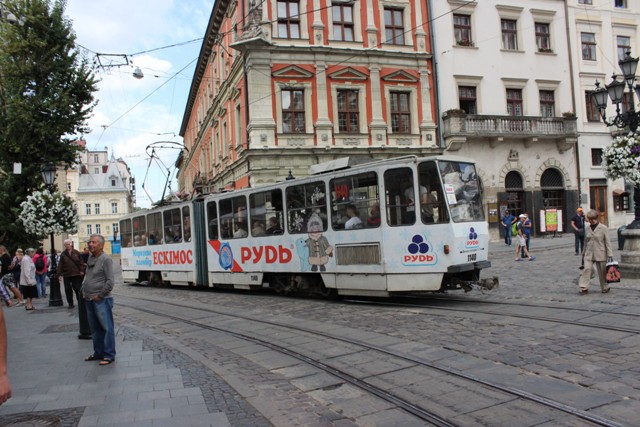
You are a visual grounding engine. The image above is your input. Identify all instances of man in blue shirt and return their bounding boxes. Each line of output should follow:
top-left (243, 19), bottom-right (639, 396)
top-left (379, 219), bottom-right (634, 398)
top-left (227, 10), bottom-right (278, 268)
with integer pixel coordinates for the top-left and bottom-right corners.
top-left (501, 210), bottom-right (516, 246)
top-left (571, 207), bottom-right (586, 256)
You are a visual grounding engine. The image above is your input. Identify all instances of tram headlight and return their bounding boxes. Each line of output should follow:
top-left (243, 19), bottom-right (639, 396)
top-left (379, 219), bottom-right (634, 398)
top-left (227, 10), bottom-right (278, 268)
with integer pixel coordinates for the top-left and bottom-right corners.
top-left (444, 244), bottom-right (450, 254)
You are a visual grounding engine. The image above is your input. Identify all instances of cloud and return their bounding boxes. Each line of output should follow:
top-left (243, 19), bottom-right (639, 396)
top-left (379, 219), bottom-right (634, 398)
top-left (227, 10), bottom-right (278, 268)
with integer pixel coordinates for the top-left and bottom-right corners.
top-left (65, 0), bottom-right (209, 208)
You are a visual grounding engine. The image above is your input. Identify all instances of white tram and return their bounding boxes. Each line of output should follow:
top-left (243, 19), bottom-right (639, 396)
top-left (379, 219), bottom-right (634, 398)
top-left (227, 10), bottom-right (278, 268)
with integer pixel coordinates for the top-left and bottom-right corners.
top-left (119, 156), bottom-right (498, 297)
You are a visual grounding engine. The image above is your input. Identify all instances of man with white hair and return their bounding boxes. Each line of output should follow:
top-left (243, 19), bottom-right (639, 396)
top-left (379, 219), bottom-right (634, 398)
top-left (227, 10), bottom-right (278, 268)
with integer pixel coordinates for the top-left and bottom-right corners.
top-left (58, 239), bottom-right (90, 339)
top-left (83, 234), bottom-right (116, 365)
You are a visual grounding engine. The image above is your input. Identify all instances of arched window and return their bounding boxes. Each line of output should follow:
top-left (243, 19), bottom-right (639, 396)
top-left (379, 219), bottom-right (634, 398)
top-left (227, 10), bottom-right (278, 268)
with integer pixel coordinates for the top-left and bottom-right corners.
top-left (505, 171), bottom-right (524, 214)
top-left (541, 168), bottom-right (565, 211)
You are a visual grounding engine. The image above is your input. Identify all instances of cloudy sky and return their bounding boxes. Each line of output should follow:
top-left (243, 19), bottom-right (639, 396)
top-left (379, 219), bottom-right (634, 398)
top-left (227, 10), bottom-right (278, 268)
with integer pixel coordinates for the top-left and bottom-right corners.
top-left (65, 0), bottom-right (212, 208)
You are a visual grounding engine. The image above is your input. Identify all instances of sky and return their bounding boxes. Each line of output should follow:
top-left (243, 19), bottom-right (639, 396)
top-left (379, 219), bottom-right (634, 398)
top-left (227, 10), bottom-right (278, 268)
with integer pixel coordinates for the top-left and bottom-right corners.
top-left (64, 0), bottom-right (212, 208)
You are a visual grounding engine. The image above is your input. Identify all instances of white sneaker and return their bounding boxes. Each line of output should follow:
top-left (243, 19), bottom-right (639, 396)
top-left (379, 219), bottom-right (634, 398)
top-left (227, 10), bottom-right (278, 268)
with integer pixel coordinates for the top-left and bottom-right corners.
top-left (16, 301), bottom-right (24, 306)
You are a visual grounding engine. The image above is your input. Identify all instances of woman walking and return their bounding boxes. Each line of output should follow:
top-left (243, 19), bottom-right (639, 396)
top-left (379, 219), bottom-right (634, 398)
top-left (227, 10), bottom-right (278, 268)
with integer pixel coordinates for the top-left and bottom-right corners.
top-left (578, 210), bottom-right (613, 295)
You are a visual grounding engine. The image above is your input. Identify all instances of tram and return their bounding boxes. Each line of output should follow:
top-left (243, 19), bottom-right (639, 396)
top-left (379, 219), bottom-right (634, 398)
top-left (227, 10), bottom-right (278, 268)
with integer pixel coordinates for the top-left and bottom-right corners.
top-left (119, 155), bottom-right (498, 297)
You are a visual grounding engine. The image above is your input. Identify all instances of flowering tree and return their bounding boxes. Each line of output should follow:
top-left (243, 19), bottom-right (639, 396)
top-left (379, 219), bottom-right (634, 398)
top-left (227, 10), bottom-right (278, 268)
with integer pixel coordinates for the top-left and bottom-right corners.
top-left (19, 189), bottom-right (78, 237)
top-left (602, 131), bottom-right (640, 185)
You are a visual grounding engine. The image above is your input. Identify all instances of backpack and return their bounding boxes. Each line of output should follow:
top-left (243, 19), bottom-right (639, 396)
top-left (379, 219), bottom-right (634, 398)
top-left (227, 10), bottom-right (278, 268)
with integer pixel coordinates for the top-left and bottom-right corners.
top-left (34, 255), bottom-right (44, 271)
top-left (511, 222), bottom-right (518, 235)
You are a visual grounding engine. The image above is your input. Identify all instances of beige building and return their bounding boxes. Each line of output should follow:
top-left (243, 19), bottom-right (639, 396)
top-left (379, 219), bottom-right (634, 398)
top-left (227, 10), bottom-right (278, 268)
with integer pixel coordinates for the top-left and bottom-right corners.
top-left (64, 146), bottom-right (135, 253)
top-left (431, 0), bottom-right (579, 240)
top-left (566, 0), bottom-right (638, 229)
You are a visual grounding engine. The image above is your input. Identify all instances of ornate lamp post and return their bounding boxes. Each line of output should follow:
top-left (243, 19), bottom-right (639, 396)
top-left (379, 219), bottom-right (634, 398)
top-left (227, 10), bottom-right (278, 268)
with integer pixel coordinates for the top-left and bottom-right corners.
top-left (41, 162), bottom-right (63, 306)
top-left (592, 51), bottom-right (640, 278)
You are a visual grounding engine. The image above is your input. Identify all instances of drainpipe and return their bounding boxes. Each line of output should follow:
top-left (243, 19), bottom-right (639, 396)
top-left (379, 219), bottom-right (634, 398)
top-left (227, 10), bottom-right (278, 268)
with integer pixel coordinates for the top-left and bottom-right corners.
top-left (564, 0), bottom-right (582, 211)
top-left (426, 0), bottom-right (444, 149)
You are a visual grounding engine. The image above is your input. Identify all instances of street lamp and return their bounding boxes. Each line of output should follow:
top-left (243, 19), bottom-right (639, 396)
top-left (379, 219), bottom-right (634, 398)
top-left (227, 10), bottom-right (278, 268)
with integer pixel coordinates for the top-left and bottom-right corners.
top-left (592, 51), bottom-right (640, 279)
top-left (41, 162), bottom-right (63, 307)
top-left (592, 52), bottom-right (640, 230)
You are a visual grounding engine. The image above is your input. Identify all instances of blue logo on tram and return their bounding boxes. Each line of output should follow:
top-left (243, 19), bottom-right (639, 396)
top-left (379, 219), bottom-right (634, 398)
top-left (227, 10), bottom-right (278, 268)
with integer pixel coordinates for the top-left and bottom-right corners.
top-left (403, 234), bottom-right (436, 266)
top-left (219, 242), bottom-right (234, 270)
top-left (466, 227), bottom-right (479, 249)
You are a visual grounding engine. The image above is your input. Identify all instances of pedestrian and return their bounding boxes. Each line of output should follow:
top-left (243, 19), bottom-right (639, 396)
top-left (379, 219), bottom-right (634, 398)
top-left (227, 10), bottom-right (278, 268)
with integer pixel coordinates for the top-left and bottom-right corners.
top-left (82, 234), bottom-right (116, 365)
top-left (81, 246), bottom-right (90, 264)
top-left (58, 239), bottom-right (91, 339)
top-left (0, 246), bottom-right (24, 306)
top-left (58, 240), bottom-right (83, 309)
top-left (0, 304), bottom-right (12, 405)
top-left (32, 248), bottom-right (48, 298)
top-left (514, 214), bottom-right (536, 262)
top-left (571, 207), bottom-right (586, 256)
top-left (9, 249), bottom-right (22, 289)
top-left (520, 212), bottom-right (532, 258)
top-left (578, 210), bottom-right (613, 295)
top-left (19, 248), bottom-right (37, 310)
top-left (500, 209), bottom-right (516, 246)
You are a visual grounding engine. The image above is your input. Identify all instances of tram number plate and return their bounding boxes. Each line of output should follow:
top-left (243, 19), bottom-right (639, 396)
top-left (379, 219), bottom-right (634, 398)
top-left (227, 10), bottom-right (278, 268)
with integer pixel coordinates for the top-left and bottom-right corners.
top-left (251, 275), bottom-right (259, 282)
top-left (467, 253), bottom-right (477, 262)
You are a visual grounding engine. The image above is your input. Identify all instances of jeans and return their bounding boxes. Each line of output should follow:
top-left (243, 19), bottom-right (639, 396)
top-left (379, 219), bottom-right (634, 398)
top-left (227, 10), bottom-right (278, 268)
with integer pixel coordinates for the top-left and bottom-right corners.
top-left (575, 233), bottom-right (585, 254)
top-left (86, 297), bottom-right (116, 360)
top-left (35, 273), bottom-right (47, 297)
top-left (504, 226), bottom-right (512, 246)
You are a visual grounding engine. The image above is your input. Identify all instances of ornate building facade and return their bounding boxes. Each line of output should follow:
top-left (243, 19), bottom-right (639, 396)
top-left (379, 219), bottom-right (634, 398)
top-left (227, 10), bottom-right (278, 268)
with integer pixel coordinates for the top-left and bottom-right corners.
top-left (177, 0), bottom-right (440, 194)
top-left (432, 0), bottom-right (579, 239)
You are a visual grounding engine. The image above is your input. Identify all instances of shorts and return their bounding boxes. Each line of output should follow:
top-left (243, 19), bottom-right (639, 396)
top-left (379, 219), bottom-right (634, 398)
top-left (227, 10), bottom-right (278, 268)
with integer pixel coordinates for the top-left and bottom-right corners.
top-left (1, 274), bottom-right (16, 288)
top-left (517, 235), bottom-right (527, 247)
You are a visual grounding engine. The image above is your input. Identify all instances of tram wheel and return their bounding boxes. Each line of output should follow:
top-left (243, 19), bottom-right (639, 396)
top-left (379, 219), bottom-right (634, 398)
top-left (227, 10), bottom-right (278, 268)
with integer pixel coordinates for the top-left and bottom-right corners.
top-left (318, 283), bottom-right (338, 300)
top-left (271, 275), bottom-right (291, 295)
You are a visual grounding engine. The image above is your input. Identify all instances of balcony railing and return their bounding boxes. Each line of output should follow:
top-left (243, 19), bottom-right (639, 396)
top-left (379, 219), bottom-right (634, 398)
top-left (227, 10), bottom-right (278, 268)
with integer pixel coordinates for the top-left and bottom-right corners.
top-left (442, 113), bottom-right (578, 152)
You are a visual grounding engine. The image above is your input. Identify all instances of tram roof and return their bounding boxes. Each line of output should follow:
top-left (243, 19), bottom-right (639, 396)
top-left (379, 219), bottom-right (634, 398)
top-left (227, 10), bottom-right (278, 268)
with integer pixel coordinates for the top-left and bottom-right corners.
top-left (120, 154), bottom-right (477, 218)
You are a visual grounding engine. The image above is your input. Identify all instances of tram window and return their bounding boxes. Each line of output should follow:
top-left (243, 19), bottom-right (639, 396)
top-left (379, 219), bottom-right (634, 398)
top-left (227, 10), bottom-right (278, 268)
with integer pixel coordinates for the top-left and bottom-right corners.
top-left (286, 181), bottom-right (327, 234)
top-left (147, 212), bottom-right (163, 245)
top-left (182, 206), bottom-right (191, 242)
top-left (418, 161), bottom-right (449, 224)
top-left (120, 219), bottom-right (132, 248)
top-left (163, 208), bottom-right (182, 243)
top-left (207, 201), bottom-right (219, 240)
top-left (330, 172), bottom-right (379, 230)
top-left (132, 215), bottom-right (147, 246)
top-left (219, 195), bottom-right (248, 239)
top-left (384, 168), bottom-right (414, 226)
top-left (439, 160), bottom-right (484, 222)
top-left (250, 189), bottom-right (283, 236)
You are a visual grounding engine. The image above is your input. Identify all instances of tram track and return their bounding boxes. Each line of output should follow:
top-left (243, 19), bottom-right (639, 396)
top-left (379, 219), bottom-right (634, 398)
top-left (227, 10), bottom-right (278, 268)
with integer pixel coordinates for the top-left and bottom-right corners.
top-left (117, 293), bottom-right (624, 427)
top-left (341, 296), bottom-right (640, 335)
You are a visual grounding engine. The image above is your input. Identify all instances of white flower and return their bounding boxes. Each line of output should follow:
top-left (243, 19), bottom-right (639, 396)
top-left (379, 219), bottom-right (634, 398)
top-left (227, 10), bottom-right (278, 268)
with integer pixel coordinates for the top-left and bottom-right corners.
top-left (602, 132), bottom-right (640, 185)
top-left (19, 189), bottom-right (79, 237)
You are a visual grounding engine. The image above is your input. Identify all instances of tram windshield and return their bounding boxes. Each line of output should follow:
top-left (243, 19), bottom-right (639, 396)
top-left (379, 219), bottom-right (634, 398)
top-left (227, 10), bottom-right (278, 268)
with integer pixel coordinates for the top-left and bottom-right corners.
top-left (438, 160), bottom-right (484, 222)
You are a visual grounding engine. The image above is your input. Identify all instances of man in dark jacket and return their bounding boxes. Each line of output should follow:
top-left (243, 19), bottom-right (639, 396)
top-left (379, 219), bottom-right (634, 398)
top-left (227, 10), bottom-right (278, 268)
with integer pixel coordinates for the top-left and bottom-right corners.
top-left (58, 239), bottom-right (91, 339)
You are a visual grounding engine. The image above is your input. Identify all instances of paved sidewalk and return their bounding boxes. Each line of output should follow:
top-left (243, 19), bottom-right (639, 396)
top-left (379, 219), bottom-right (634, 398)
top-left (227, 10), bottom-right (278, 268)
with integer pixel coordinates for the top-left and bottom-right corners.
top-left (0, 302), bottom-right (234, 427)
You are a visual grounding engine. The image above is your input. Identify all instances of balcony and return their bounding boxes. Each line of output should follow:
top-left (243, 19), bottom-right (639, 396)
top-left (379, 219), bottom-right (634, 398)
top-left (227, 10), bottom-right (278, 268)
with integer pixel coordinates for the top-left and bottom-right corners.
top-left (442, 113), bottom-right (578, 153)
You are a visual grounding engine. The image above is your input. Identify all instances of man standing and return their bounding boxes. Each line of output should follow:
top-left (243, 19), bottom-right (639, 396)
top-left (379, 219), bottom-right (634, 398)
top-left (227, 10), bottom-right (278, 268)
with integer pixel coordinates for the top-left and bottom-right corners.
top-left (82, 235), bottom-right (116, 365)
top-left (500, 210), bottom-right (516, 246)
top-left (571, 208), bottom-right (586, 256)
top-left (58, 239), bottom-right (91, 339)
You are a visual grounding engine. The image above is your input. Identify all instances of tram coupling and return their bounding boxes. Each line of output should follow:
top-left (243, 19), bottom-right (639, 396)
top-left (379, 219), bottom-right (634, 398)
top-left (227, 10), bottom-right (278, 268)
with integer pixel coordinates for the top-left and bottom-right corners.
top-left (445, 276), bottom-right (499, 293)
